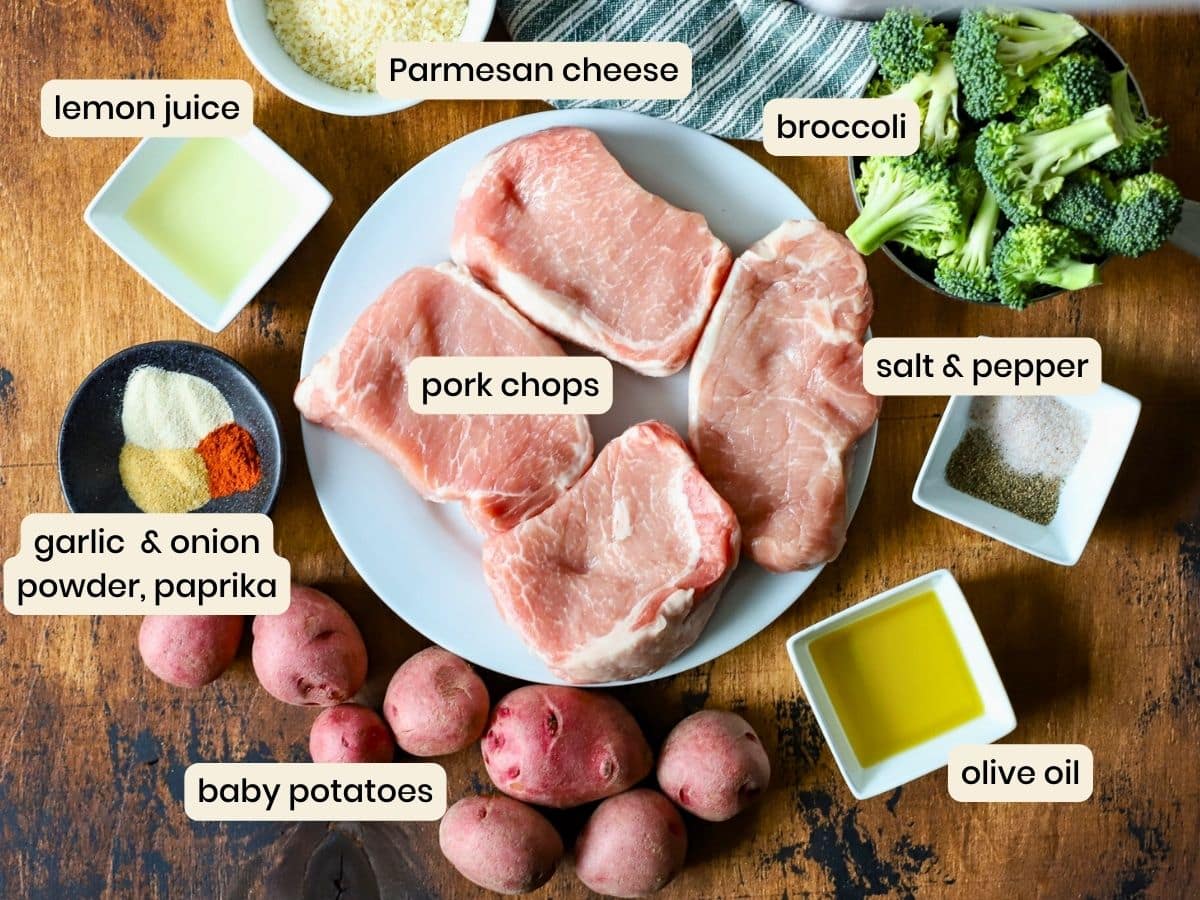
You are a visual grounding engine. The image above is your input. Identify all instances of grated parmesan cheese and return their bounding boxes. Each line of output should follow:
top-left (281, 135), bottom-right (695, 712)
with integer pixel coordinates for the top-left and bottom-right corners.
top-left (266, 0), bottom-right (469, 93)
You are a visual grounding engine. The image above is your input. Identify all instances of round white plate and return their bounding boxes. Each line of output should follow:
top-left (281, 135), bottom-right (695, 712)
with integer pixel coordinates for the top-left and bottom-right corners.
top-left (300, 108), bottom-right (877, 685)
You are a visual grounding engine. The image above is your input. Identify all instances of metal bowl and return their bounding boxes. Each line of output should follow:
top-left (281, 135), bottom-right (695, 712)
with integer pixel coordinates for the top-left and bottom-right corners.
top-left (849, 18), bottom-right (1146, 306)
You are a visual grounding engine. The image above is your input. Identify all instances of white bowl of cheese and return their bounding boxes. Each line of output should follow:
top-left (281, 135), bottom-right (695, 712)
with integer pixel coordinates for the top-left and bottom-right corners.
top-left (228, 0), bottom-right (496, 116)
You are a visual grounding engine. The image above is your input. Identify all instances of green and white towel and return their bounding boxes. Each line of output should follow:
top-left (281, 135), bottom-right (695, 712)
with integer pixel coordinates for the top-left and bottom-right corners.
top-left (497, 0), bottom-right (874, 140)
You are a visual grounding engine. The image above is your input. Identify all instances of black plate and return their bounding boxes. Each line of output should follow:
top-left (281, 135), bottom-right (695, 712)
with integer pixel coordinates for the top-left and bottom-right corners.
top-left (849, 19), bottom-right (1139, 306)
top-left (58, 341), bottom-right (285, 514)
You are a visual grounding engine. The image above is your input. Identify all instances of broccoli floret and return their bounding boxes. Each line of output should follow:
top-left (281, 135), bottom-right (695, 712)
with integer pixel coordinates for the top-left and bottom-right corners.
top-left (935, 187), bottom-right (1003, 303)
top-left (1102, 172), bottom-right (1183, 257)
top-left (952, 7), bottom-right (1087, 119)
top-left (1095, 69), bottom-right (1168, 176)
top-left (1017, 51), bottom-right (1110, 129)
top-left (847, 152), bottom-right (965, 257)
top-left (1044, 169), bottom-right (1117, 241)
top-left (992, 221), bottom-right (1100, 309)
top-left (869, 8), bottom-right (949, 85)
top-left (975, 105), bottom-right (1122, 224)
top-left (864, 75), bottom-right (893, 99)
top-left (876, 54), bottom-right (961, 158)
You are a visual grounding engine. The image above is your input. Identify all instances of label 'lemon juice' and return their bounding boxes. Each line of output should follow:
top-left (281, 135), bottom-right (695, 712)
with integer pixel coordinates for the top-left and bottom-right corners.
top-left (809, 590), bottom-right (983, 768)
top-left (124, 138), bottom-right (297, 305)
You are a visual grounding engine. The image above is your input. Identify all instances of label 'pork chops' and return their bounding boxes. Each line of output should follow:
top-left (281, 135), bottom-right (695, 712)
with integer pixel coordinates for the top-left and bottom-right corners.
top-left (295, 263), bottom-right (593, 534)
top-left (688, 220), bottom-right (881, 572)
top-left (482, 421), bottom-right (741, 684)
top-left (451, 127), bottom-right (732, 377)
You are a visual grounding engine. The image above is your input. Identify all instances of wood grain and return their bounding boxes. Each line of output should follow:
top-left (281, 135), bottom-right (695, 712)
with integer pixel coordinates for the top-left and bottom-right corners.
top-left (1, 4), bottom-right (1198, 898)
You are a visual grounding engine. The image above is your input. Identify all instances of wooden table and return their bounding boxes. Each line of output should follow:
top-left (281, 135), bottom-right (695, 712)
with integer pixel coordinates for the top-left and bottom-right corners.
top-left (2, 5), bottom-right (1198, 898)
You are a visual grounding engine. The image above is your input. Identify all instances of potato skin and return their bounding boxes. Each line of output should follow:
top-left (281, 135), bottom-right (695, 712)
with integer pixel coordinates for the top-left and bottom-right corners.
top-left (138, 615), bottom-right (243, 688)
top-left (439, 795), bottom-right (563, 894)
top-left (309, 704), bottom-right (395, 763)
top-left (251, 584), bottom-right (367, 706)
top-left (384, 647), bottom-right (489, 756)
top-left (656, 710), bottom-right (770, 822)
top-left (482, 685), bottom-right (652, 809)
top-left (574, 789), bottom-right (687, 897)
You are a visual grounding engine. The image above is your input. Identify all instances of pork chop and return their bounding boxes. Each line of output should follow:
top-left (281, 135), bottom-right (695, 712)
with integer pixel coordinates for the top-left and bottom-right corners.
top-left (295, 263), bottom-right (593, 534)
top-left (482, 421), bottom-right (741, 684)
top-left (688, 220), bottom-right (880, 572)
top-left (451, 127), bottom-right (732, 377)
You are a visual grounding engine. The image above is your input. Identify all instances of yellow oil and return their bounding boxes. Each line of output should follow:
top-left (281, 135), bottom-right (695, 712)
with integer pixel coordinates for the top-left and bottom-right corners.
top-left (809, 590), bottom-right (983, 768)
top-left (124, 138), bottom-right (297, 303)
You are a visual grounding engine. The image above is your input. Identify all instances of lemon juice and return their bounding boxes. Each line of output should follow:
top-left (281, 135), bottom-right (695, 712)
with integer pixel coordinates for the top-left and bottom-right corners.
top-left (124, 138), bottom-right (296, 304)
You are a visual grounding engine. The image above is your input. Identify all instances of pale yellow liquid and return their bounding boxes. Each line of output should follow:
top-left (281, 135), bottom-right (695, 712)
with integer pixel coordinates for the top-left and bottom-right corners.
top-left (810, 591), bottom-right (984, 768)
top-left (124, 138), bottom-right (297, 302)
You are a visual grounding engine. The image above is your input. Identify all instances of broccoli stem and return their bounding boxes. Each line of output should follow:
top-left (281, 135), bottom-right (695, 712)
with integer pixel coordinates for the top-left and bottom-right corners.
top-left (1040, 259), bottom-right (1098, 291)
top-left (1110, 70), bottom-right (1148, 142)
top-left (1022, 105), bottom-right (1121, 180)
top-left (961, 190), bottom-right (1001, 271)
top-left (994, 10), bottom-right (1087, 75)
top-left (921, 60), bottom-right (958, 148)
top-left (846, 179), bottom-right (936, 255)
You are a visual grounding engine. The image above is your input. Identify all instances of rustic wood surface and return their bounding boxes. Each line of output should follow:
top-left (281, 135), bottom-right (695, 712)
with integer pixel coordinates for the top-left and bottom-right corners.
top-left (1, 3), bottom-right (1198, 898)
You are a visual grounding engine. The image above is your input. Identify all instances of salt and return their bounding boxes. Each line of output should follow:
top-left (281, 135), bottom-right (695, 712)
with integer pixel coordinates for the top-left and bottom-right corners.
top-left (968, 396), bottom-right (1090, 479)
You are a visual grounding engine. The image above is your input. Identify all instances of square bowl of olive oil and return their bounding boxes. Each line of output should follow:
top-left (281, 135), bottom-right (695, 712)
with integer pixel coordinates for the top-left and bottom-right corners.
top-left (786, 569), bottom-right (1015, 800)
top-left (85, 127), bottom-right (331, 331)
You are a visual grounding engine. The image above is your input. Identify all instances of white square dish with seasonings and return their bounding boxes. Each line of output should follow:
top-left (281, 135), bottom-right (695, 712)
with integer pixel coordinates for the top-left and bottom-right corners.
top-left (913, 387), bottom-right (1141, 565)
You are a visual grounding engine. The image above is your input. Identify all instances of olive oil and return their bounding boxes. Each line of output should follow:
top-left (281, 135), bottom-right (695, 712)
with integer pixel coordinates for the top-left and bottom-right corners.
top-left (124, 138), bottom-right (297, 303)
top-left (809, 590), bottom-right (983, 768)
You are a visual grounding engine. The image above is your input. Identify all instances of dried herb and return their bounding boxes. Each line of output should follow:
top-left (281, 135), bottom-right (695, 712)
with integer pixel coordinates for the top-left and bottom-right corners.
top-left (945, 427), bottom-right (1061, 525)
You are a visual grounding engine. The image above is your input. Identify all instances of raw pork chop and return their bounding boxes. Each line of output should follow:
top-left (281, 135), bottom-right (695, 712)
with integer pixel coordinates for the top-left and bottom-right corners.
top-left (688, 220), bottom-right (880, 572)
top-left (295, 263), bottom-right (592, 534)
top-left (482, 421), bottom-right (741, 683)
top-left (451, 127), bottom-right (732, 377)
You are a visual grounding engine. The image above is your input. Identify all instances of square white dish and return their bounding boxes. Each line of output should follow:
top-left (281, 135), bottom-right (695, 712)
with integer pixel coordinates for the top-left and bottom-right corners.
top-left (786, 569), bottom-right (1015, 800)
top-left (85, 127), bottom-right (331, 332)
top-left (912, 387), bottom-right (1141, 566)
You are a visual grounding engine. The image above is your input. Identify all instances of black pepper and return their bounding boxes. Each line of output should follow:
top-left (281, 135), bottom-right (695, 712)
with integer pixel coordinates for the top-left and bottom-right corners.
top-left (945, 427), bottom-right (1061, 525)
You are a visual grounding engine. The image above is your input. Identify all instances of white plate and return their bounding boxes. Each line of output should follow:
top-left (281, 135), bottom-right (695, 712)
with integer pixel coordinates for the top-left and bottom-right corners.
top-left (299, 108), bottom-right (878, 685)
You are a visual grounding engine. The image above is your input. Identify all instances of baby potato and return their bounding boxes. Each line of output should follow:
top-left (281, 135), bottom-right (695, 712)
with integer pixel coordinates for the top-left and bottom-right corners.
top-left (138, 615), bottom-right (243, 688)
top-left (309, 704), bottom-right (395, 763)
top-left (574, 789), bottom-right (687, 897)
top-left (482, 685), bottom-right (652, 809)
top-left (656, 709), bottom-right (770, 821)
top-left (251, 584), bottom-right (367, 707)
top-left (384, 647), bottom-right (489, 756)
top-left (439, 794), bottom-right (563, 894)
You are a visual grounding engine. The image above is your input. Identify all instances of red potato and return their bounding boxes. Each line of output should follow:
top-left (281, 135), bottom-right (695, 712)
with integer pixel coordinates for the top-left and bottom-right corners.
top-left (656, 710), bottom-right (770, 822)
top-left (251, 584), bottom-right (367, 706)
top-left (309, 704), bottom-right (395, 763)
top-left (439, 795), bottom-right (563, 894)
top-left (574, 789), bottom-right (687, 897)
top-left (482, 685), bottom-right (652, 808)
top-left (384, 647), bottom-right (489, 756)
top-left (138, 615), bottom-right (243, 688)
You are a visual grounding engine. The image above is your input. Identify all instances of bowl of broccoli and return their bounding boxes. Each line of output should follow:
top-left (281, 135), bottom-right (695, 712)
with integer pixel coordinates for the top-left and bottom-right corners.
top-left (848, 7), bottom-right (1182, 310)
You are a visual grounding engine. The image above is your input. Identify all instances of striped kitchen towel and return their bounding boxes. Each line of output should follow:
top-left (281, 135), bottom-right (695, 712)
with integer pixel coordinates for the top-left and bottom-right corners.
top-left (497, 0), bottom-right (874, 140)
